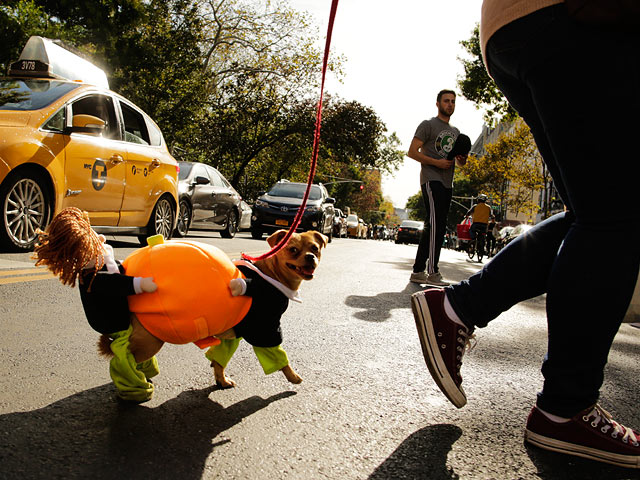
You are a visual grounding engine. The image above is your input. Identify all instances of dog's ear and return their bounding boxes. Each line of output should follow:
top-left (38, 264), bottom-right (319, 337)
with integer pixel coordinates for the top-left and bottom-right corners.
top-left (312, 231), bottom-right (328, 249)
top-left (266, 229), bottom-right (288, 248)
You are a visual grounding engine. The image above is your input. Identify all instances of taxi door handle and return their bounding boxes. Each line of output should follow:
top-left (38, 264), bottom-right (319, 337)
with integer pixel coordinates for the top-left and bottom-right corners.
top-left (109, 154), bottom-right (124, 165)
top-left (150, 158), bottom-right (161, 169)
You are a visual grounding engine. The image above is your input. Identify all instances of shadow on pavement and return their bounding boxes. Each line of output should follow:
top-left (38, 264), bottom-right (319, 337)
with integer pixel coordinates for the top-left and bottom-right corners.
top-left (345, 282), bottom-right (423, 322)
top-left (0, 384), bottom-right (295, 479)
top-left (369, 424), bottom-right (462, 480)
top-left (524, 443), bottom-right (639, 479)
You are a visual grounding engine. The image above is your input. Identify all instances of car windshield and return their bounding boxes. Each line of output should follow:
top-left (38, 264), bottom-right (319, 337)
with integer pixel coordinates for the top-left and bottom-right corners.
top-left (268, 183), bottom-right (322, 201)
top-left (401, 220), bottom-right (423, 228)
top-left (0, 79), bottom-right (80, 111)
top-left (346, 215), bottom-right (357, 222)
top-left (178, 162), bottom-right (193, 180)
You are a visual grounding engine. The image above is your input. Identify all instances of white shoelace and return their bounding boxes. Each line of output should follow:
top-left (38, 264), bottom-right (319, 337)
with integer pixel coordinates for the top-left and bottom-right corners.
top-left (584, 406), bottom-right (639, 446)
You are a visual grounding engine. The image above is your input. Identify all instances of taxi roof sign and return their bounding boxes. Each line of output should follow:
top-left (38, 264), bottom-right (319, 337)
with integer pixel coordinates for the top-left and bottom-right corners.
top-left (9, 36), bottom-right (109, 89)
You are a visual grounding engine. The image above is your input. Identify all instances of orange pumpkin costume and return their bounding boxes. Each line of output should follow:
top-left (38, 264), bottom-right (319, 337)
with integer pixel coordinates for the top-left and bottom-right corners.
top-left (123, 237), bottom-right (252, 348)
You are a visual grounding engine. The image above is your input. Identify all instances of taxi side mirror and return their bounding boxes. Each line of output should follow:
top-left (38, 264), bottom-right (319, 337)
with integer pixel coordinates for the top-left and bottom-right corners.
top-left (67, 114), bottom-right (106, 134)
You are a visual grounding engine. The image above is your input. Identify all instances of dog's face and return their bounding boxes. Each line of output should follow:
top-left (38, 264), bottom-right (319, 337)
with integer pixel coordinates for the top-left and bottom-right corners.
top-left (258, 229), bottom-right (327, 290)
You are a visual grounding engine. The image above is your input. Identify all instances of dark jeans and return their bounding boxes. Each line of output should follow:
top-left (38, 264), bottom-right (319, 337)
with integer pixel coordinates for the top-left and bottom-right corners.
top-left (413, 181), bottom-right (452, 274)
top-left (447, 5), bottom-right (640, 417)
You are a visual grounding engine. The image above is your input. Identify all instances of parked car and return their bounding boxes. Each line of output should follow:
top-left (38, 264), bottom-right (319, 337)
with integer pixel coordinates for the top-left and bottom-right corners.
top-left (395, 220), bottom-right (424, 244)
top-left (251, 180), bottom-right (335, 240)
top-left (238, 200), bottom-right (252, 231)
top-left (0, 36), bottom-right (179, 251)
top-left (332, 208), bottom-right (347, 238)
top-left (174, 161), bottom-right (243, 238)
top-left (346, 214), bottom-right (363, 238)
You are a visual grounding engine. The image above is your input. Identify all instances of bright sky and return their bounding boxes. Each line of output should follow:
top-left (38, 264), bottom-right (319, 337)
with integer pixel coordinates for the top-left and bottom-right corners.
top-left (288, 0), bottom-right (486, 208)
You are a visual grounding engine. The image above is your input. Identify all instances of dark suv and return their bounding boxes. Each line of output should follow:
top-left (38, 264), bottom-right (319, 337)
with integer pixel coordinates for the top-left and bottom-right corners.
top-left (251, 181), bottom-right (335, 241)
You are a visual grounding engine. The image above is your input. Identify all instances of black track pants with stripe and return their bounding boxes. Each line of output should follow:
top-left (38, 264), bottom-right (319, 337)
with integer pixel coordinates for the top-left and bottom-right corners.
top-left (413, 181), bottom-right (452, 274)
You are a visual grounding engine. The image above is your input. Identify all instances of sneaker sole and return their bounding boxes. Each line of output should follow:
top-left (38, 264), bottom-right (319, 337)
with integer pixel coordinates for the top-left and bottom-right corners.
top-left (411, 292), bottom-right (467, 408)
top-left (525, 429), bottom-right (640, 469)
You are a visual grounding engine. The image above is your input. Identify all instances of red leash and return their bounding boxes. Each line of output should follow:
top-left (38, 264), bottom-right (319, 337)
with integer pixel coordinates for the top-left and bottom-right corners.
top-left (242, 0), bottom-right (339, 262)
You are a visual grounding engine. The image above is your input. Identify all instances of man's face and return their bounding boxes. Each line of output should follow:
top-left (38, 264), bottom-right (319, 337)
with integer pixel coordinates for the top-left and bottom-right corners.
top-left (437, 93), bottom-right (456, 117)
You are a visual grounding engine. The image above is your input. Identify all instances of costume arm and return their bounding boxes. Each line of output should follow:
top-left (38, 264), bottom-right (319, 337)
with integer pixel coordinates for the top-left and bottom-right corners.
top-left (81, 270), bottom-right (138, 296)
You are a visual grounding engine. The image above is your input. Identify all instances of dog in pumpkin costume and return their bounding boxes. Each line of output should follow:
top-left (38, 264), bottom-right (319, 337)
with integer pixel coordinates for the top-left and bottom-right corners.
top-left (34, 207), bottom-right (326, 402)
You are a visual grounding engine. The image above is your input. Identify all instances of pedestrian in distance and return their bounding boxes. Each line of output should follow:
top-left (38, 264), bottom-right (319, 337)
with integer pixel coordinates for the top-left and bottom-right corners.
top-left (411, 1), bottom-right (640, 469)
top-left (408, 89), bottom-right (470, 287)
top-left (486, 214), bottom-right (498, 257)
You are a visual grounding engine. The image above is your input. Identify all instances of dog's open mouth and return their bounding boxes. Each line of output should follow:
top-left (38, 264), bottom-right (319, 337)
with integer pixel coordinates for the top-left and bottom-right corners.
top-left (287, 263), bottom-right (315, 280)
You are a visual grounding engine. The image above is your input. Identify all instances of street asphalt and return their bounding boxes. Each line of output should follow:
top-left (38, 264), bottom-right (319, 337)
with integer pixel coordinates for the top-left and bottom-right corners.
top-left (0, 234), bottom-right (638, 479)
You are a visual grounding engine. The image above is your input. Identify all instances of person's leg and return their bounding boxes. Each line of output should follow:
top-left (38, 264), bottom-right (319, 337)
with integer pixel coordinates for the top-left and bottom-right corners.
top-left (486, 5), bottom-right (640, 417)
top-left (412, 183), bottom-right (432, 274)
top-left (427, 182), bottom-right (452, 275)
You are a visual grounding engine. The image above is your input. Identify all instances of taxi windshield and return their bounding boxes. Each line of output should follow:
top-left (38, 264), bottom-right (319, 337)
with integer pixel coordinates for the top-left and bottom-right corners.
top-left (0, 79), bottom-right (80, 111)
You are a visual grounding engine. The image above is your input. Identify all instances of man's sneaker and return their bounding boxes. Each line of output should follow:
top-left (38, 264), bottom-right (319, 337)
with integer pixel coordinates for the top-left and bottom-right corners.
top-left (525, 404), bottom-right (640, 469)
top-left (410, 271), bottom-right (429, 283)
top-left (426, 272), bottom-right (450, 286)
top-left (411, 288), bottom-right (474, 408)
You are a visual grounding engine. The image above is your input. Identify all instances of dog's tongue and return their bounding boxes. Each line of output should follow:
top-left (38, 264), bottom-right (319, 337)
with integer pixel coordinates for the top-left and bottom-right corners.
top-left (301, 266), bottom-right (315, 277)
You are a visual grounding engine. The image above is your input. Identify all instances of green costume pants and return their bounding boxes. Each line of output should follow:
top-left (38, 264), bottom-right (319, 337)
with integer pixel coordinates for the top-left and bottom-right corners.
top-left (109, 326), bottom-right (159, 402)
top-left (205, 338), bottom-right (289, 375)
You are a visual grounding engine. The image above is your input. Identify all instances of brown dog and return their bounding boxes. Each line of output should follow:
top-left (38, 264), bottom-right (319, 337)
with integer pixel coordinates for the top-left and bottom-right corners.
top-left (124, 229), bottom-right (327, 388)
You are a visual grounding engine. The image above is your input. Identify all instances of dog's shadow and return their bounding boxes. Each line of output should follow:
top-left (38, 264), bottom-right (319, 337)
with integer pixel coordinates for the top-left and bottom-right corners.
top-left (0, 384), bottom-right (295, 479)
top-left (345, 282), bottom-right (423, 322)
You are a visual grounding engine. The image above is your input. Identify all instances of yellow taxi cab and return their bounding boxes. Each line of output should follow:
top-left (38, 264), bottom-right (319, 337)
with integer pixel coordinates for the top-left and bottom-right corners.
top-left (0, 36), bottom-right (179, 252)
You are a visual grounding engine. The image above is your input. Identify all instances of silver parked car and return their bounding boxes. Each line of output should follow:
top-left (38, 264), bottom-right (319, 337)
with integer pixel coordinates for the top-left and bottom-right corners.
top-left (174, 161), bottom-right (244, 238)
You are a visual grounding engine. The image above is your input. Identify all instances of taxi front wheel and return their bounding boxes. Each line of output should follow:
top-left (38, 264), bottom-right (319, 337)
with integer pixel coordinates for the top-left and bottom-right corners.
top-left (0, 170), bottom-right (51, 252)
top-left (139, 195), bottom-right (175, 245)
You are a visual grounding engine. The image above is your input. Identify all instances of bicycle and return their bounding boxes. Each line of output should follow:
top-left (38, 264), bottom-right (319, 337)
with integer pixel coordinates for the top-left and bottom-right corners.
top-left (467, 230), bottom-right (487, 262)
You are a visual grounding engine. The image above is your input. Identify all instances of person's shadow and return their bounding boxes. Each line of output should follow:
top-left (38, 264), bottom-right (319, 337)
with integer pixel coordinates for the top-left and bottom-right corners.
top-left (345, 283), bottom-right (423, 322)
top-left (369, 424), bottom-right (462, 480)
top-left (0, 384), bottom-right (295, 479)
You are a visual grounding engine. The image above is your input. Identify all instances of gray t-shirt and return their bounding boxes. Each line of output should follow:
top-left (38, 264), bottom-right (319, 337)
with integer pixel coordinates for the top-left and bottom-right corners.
top-left (414, 117), bottom-right (460, 188)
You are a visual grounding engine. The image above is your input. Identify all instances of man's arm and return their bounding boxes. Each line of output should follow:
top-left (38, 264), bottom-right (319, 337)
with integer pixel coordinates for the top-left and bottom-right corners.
top-left (407, 137), bottom-right (453, 170)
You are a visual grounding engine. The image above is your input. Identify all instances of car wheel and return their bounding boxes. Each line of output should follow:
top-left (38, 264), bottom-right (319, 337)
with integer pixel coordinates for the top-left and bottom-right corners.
top-left (174, 199), bottom-right (191, 237)
top-left (139, 195), bottom-right (174, 245)
top-left (251, 227), bottom-right (263, 240)
top-left (0, 170), bottom-right (51, 252)
top-left (220, 209), bottom-right (238, 238)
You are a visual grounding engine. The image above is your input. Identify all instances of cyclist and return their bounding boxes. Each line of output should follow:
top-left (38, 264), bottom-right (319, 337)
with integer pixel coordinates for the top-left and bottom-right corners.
top-left (466, 194), bottom-right (491, 255)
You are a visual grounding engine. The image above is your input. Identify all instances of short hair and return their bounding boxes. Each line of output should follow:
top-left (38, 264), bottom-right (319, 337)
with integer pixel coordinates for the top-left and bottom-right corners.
top-left (437, 89), bottom-right (456, 102)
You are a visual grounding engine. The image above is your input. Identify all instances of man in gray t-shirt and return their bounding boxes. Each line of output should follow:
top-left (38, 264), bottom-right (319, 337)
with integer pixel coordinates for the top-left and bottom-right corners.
top-left (407, 89), bottom-right (468, 286)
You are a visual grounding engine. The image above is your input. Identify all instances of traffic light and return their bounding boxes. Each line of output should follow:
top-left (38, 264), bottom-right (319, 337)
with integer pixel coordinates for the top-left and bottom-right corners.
top-left (359, 184), bottom-right (364, 192)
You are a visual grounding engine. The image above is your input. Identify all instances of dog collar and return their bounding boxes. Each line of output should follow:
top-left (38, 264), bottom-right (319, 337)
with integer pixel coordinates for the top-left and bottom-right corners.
top-left (233, 260), bottom-right (302, 303)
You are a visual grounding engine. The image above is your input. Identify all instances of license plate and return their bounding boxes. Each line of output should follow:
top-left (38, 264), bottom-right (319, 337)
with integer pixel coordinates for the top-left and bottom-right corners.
top-left (275, 219), bottom-right (288, 226)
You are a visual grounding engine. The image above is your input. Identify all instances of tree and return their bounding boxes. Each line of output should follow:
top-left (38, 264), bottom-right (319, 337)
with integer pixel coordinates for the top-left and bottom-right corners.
top-left (459, 120), bottom-right (545, 219)
top-left (457, 24), bottom-right (517, 125)
top-left (3, 0), bottom-right (403, 206)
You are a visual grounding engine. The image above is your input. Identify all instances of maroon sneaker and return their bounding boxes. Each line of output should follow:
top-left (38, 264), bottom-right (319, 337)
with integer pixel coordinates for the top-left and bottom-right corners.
top-left (411, 288), bottom-right (474, 408)
top-left (525, 404), bottom-right (640, 468)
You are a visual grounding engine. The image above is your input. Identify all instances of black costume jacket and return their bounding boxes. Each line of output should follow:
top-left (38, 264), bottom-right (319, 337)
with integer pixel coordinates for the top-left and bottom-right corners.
top-left (232, 261), bottom-right (301, 348)
top-left (79, 261), bottom-right (136, 335)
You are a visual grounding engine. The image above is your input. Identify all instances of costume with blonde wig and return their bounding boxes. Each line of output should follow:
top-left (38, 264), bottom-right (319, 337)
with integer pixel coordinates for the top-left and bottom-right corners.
top-left (34, 207), bottom-right (158, 403)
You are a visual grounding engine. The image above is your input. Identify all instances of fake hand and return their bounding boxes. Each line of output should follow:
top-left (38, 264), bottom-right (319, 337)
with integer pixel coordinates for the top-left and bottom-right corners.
top-left (140, 277), bottom-right (157, 293)
top-left (229, 278), bottom-right (245, 296)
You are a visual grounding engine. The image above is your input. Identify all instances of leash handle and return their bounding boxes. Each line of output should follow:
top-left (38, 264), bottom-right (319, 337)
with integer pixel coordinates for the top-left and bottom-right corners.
top-left (242, 0), bottom-right (339, 262)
